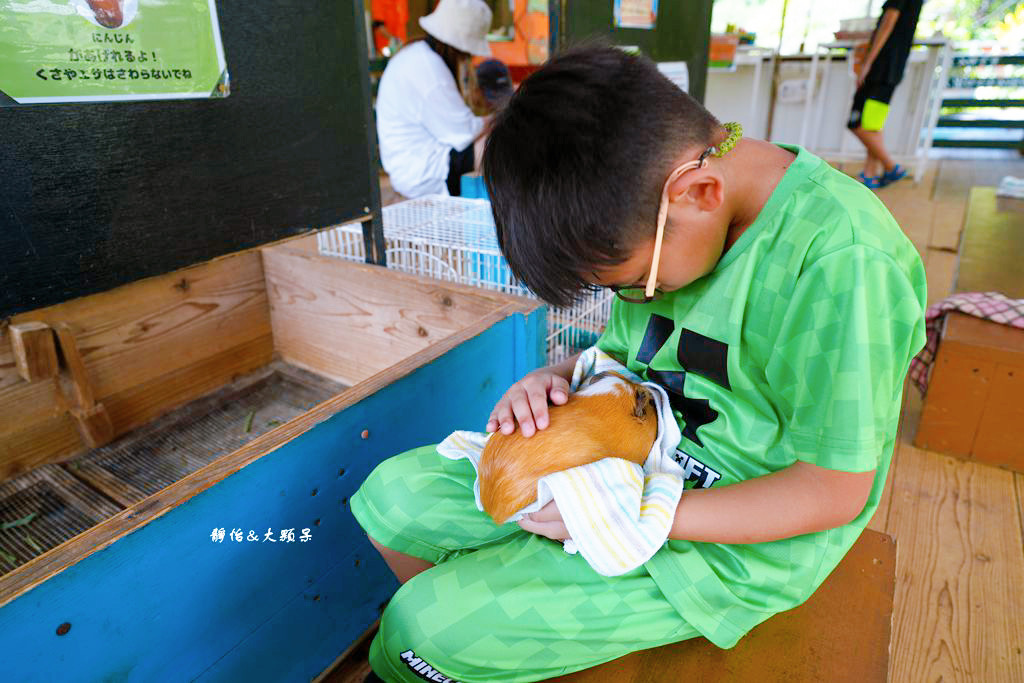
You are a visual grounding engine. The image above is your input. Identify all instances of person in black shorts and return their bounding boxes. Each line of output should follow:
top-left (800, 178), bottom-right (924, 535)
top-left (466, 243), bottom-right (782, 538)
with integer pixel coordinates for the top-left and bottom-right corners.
top-left (847, 0), bottom-right (925, 189)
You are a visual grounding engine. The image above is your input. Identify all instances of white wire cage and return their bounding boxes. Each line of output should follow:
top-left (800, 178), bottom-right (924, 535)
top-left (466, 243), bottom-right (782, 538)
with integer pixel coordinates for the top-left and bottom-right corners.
top-left (317, 196), bottom-right (614, 365)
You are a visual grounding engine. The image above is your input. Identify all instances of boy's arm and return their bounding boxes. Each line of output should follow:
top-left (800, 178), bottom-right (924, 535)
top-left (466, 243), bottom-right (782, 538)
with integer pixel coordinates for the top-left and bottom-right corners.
top-left (668, 460), bottom-right (875, 543)
top-left (519, 460), bottom-right (875, 543)
top-left (857, 8), bottom-right (901, 86)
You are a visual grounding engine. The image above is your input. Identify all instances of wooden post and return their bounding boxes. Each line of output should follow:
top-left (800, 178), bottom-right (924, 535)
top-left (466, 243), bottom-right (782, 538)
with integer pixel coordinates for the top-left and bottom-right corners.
top-left (9, 322), bottom-right (59, 382)
top-left (52, 323), bottom-right (114, 449)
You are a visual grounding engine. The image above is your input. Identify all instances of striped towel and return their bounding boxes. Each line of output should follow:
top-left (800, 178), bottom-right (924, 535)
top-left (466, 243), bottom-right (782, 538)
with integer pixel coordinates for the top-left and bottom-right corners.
top-left (908, 292), bottom-right (1024, 394)
top-left (438, 347), bottom-right (685, 576)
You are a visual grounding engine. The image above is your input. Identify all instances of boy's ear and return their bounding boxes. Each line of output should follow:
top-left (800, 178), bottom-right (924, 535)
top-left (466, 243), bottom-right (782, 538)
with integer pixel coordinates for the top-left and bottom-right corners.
top-left (668, 172), bottom-right (724, 214)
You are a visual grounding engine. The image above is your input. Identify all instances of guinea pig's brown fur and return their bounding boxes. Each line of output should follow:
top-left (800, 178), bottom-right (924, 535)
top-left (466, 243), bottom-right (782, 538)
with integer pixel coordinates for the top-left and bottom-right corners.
top-left (479, 372), bottom-right (659, 525)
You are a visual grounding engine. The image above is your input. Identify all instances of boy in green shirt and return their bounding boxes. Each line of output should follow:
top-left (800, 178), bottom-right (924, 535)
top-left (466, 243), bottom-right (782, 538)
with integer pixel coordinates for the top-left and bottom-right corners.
top-left (352, 45), bottom-right (926, 682)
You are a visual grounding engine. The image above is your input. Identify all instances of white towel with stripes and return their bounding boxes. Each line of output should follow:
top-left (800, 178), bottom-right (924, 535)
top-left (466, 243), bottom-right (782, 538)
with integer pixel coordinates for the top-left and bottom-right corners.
top-left (437, 347), bottom-right (685, 576)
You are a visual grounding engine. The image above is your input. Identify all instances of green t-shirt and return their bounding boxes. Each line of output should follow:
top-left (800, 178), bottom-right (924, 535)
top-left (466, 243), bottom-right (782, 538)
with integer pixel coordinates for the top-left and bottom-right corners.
top-left (596, 145), bottom-right (926, 648)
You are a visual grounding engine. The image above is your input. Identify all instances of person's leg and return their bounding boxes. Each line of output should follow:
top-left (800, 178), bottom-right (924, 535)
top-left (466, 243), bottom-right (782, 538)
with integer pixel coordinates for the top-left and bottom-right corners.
top-left (351, 444), bottom-right (523, 580)
top-left (445, 145), bottom-right (477, 197)
top-left (368, 535), bottom-right (434, 584)
top-left (848, 82), bottom-right (902, 185)
top-left (370, 531), bottom-right (700, 683)
top-left (851, 81), bottom-right (905, 186)
top-left (865, 84), bottom-right (908, 185)
top-left (847, 87), bottom-right (877, 181)
top-left (851, 126), bottom-right (896, 174)
top-left (863, 149), bottom-right (880, 179)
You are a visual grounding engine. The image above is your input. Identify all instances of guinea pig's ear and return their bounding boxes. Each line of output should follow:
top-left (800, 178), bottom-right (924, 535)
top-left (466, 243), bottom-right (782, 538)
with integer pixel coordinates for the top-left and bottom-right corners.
top-left (632, 387), bottom-right (654, 419)
top-left (582, 371), bottom-right (612, 389)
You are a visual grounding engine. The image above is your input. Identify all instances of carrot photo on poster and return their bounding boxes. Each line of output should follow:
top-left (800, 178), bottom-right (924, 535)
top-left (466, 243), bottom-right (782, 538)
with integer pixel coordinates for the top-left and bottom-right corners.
top-left (0, 0), bottom-right (228, 104)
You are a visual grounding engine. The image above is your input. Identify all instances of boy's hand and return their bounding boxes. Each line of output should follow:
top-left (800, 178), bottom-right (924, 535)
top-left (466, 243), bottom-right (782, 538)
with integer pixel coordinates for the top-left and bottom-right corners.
top-left (486, 367), bottom-right (571, 438)
top-left (855, 59), bottom-right (872, 88)
top-left (518, 501), bottom-right (569, 540)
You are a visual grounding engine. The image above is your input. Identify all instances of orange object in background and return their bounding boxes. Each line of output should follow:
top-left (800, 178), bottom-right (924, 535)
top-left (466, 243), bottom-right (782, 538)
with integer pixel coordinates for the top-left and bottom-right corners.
top-left (469, 0), bottom-right (548, 84)
top-left (709, 33), bottom-right (739, 68)
top-left (386, 0), bottom-right (548, 84)
top-left (372, 0), bottom-right (409, 51)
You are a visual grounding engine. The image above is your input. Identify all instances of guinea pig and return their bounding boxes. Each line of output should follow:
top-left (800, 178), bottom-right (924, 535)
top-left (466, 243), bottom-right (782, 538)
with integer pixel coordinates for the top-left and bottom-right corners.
top-left (478, 371), bottom-right (659, 525)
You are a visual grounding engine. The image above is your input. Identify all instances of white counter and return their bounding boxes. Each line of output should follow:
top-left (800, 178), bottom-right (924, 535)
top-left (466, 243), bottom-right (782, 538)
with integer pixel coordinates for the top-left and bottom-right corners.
top-left (705, 39), bottom-right (951, 179)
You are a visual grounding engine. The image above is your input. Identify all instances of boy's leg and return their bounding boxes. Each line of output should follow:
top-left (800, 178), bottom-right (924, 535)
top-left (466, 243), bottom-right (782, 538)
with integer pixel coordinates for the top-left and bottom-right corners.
top-left (370, 531), bottom-right (700, 683)
top-left (849, 91), bottom-right (878, 179)
top-left (368, 535), bottom-right (434, 584)
top-left (852, 127), bottom-right (895, 173)
top-left (353, 446), bottom-right (699, 681)
top-left (848, 81), bottom-right (898, 179)
top-left (351, 444), bottom-right (523, 572)
top-left (867, 152), bottom-right (880, 178)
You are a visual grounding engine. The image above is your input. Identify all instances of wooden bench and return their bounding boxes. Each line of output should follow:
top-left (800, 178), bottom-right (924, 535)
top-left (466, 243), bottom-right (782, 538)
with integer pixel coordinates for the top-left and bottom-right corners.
top-left (552, 529), bottom-right (896, 683)
top-left (915, 187), bottom-right (1024, 470)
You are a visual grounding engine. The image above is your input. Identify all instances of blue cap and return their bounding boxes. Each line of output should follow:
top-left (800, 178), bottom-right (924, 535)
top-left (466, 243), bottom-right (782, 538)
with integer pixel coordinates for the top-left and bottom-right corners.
top-left (476, 59), bottom-right (513, 104)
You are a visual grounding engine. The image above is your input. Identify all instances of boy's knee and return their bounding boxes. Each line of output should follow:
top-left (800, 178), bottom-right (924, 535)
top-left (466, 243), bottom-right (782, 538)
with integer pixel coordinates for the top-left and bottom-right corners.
top-left (356, 452), bottom-right (411, 513)
top-left (355, 444), bottom-right (447, 517)
top-left (374, 577), bottom-right (468, 681)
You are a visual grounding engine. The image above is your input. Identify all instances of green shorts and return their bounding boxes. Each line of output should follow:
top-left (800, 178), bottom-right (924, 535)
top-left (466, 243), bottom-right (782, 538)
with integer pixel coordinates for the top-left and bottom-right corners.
top-left (351, 445), bottom-right (699, 683)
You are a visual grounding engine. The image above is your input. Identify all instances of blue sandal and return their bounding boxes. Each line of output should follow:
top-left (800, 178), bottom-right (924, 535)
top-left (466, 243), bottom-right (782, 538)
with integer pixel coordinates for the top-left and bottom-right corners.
top-left (880, 165), bottom-right (907, 186)
top-left (858, 171), bottom-right (883, 189)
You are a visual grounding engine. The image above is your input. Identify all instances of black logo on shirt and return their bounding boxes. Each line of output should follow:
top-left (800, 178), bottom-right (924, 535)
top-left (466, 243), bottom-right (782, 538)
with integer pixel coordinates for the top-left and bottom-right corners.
top-left (636, 314), bottom-right (730, 448)
top-left (674, 450), bottom-right (723, 488)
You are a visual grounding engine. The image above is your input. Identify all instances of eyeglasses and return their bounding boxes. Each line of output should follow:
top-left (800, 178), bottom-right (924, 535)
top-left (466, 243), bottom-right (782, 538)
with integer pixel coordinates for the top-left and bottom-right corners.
top-left (609, 146), bottom-right (715, 304)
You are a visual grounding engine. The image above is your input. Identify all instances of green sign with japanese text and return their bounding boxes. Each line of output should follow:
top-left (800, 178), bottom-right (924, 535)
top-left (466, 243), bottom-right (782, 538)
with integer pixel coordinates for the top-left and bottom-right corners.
top-left (0, 0), bottom-right (228, 104)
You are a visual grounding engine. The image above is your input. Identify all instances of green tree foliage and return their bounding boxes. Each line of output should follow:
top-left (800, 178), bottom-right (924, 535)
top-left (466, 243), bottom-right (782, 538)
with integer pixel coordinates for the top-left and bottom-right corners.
top-left (918, 0), bottom-right (1022, 42)
top-left (710, 0), bottom-right (1023, 52)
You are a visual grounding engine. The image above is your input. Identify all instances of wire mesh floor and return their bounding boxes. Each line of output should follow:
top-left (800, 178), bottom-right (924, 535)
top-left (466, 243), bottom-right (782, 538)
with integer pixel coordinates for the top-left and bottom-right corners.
top-left (0, 362), bottom-right (347, 576)
top-left (0, 464), bottom-right (121, 573)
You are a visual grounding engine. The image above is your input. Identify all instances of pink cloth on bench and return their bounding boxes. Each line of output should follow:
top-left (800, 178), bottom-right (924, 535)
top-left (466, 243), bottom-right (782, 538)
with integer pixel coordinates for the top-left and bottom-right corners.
top-left (908, 291), bottom-right (1024, 395)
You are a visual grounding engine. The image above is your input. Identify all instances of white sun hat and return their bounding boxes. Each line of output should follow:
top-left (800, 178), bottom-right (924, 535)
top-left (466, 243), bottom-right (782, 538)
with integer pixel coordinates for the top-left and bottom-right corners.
top-left (418, 0), bottom-right (493, 57)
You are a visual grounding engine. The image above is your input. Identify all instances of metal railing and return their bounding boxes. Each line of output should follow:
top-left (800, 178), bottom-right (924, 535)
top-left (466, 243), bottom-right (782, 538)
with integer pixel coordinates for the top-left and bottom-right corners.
top-left (935, 53), bottom-right (1024, 150)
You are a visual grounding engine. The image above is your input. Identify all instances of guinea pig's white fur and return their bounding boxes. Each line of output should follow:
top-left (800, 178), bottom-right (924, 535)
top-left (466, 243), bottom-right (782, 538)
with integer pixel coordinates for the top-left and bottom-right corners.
top-left (478, 372), bottom-right (659, 525)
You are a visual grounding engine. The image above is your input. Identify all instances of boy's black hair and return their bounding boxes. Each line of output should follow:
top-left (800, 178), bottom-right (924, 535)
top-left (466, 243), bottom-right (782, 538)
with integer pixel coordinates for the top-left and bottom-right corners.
top-left (483, 44), bottom-right (721, 308)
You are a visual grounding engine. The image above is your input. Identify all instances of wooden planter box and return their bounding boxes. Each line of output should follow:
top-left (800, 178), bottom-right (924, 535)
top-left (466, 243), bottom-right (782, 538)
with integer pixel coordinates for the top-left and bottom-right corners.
top-left (914, 188), bottom-right (1024, 471)
top-left (0, 241), bottom-right (544, 680)
top-left (915, 312), bottom-right (1024, 470)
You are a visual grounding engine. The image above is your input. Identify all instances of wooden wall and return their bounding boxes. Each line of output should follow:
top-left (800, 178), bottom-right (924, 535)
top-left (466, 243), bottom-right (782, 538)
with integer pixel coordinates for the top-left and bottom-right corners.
top-left (0, 243), bottom-right (541, 482)
top-left (262, 246), bottom-right (536, 386)
top-left (0, 251), bottom-right (275, 480)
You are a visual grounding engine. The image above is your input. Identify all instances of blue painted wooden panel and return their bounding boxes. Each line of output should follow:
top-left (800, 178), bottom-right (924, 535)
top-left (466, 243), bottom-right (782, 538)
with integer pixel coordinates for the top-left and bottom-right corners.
top-left (0, 309), bottom-right (545, 682)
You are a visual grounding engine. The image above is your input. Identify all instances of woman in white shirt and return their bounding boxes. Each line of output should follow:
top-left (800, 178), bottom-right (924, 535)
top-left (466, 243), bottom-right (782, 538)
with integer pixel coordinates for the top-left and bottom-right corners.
top-left (376, 0), bottom-right (492, 199)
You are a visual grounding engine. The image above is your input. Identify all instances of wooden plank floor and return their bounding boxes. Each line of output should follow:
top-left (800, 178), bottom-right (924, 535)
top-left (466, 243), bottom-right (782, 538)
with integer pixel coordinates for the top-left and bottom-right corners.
top-left (329, 153), bottom-right (1024, 682)
top-left (863, 152), bottom-right (1024, 683)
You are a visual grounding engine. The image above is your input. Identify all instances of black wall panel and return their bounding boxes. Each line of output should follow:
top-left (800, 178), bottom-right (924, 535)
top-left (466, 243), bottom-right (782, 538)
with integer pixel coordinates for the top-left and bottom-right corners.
top-left (1, 0), bottom-right (380, 316)
top-left (554, 1), bottom-right (714, 103)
